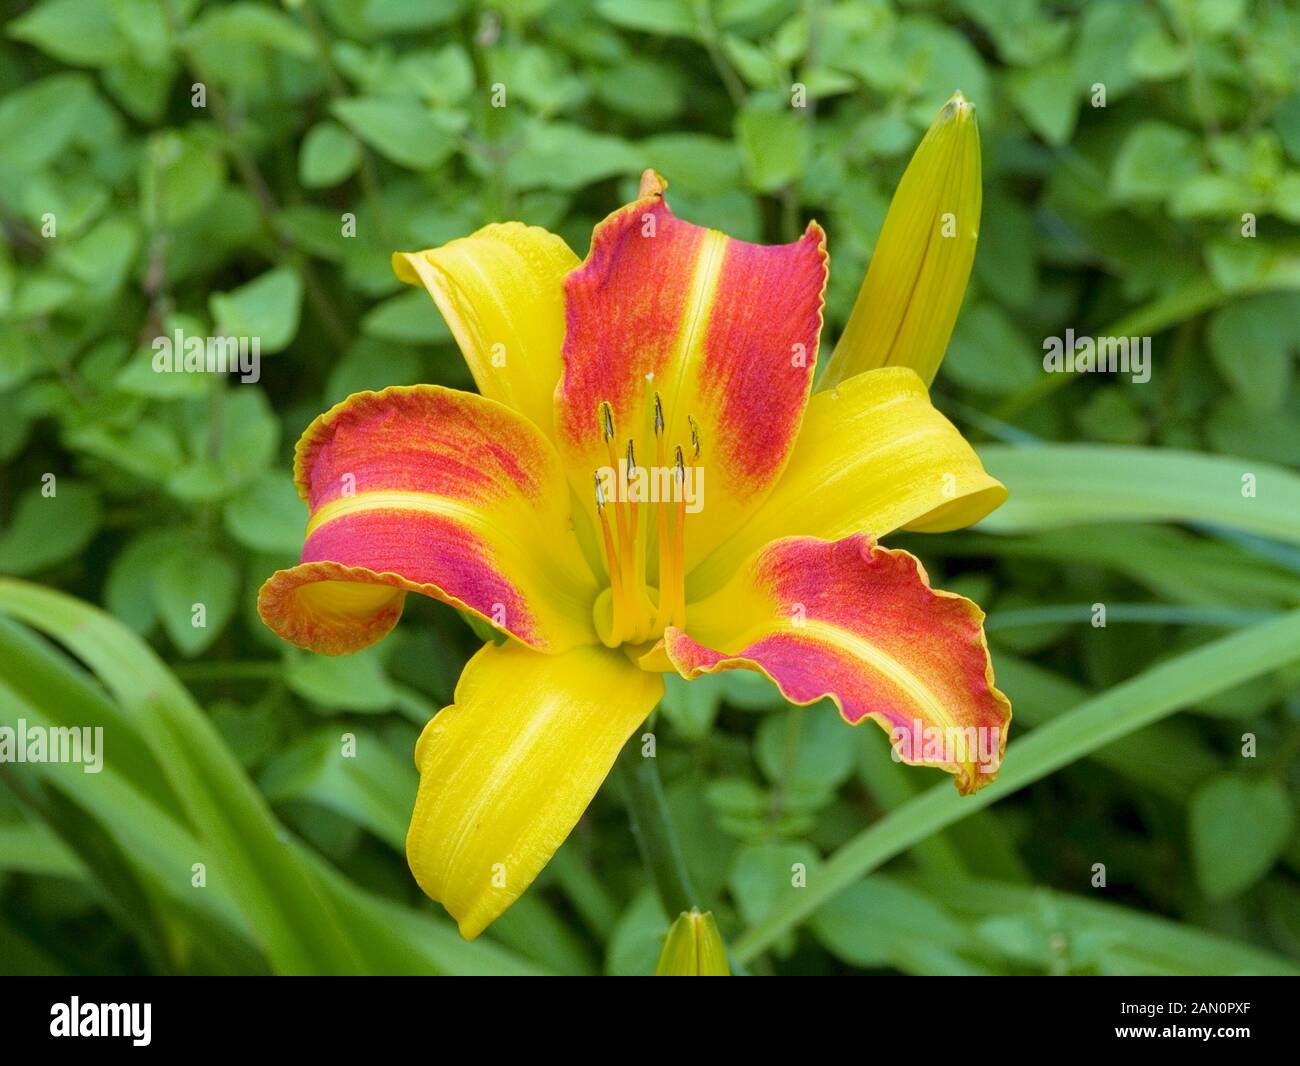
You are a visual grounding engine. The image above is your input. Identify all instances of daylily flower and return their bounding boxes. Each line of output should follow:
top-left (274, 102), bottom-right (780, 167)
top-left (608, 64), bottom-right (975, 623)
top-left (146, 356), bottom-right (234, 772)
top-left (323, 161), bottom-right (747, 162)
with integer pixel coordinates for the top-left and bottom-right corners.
top-left (258, 99), bottom-right (1008, 940)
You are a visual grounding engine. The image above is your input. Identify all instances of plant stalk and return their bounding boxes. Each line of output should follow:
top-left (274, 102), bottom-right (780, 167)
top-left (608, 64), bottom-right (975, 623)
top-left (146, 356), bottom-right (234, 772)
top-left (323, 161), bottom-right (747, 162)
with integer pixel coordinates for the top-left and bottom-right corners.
top-left (615, 731), bottom-right (698, 919)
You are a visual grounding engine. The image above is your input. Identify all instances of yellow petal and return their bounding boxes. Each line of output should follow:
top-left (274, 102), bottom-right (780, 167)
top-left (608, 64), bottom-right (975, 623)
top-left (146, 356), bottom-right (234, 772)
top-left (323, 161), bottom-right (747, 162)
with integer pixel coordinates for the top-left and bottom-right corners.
top-left (687, 367), bottom-right (1004, 598)
top-left (393, 222), bottom-right (578, 440)
top-left (820, 91), bottom-right (981, 389)
top-left (407, 641), bottom-right (663, 939)
top-left (655, 910), bottom-right (732, 976)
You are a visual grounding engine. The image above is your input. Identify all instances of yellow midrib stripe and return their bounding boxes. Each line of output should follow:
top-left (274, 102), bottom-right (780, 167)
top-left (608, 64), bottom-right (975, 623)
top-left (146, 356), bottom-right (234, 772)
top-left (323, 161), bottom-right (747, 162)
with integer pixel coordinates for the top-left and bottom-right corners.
top-left (797, 618), bottom-right (958, 736)
top-left (662, 229), bottom-right (727, 443)
top-left (306, 490), bottom-right (490, 539)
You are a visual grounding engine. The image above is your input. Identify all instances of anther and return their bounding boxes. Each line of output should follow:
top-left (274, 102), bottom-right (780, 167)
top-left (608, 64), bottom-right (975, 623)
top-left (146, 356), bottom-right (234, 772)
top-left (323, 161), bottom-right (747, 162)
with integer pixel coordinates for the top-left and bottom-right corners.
top-left (688, 415), bottom-right (701, 459)
top-left (653, 393), bottom-right (664, 437)
top-left (626, 438), bottom-right (636, 471)
top-left (600, 401), bottom-right (615, 442)
top-left (593, 470), bottom-right (607, 509)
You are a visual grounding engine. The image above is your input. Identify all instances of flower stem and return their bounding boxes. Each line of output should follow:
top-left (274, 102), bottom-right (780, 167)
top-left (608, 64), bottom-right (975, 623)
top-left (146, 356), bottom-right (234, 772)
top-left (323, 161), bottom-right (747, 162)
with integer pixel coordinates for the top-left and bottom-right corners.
top-left (615, 733), bottom-right (698, 918)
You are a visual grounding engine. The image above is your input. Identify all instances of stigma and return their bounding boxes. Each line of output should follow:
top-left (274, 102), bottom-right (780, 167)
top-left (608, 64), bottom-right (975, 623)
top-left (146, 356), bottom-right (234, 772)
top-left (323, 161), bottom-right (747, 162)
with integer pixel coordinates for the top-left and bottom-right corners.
top-left (592, 392), bottom-right (701, 648)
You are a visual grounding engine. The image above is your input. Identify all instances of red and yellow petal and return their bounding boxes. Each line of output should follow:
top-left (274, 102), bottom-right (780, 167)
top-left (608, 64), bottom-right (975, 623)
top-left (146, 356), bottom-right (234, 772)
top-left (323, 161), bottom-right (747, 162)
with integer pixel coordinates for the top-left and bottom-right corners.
top-left (257, 385), bottom-right (599, 656)
top-left (393, 223), bottom-right (578, 440)
top-left (686, 367), bottom-right (1006, 598)
top-left (663, 534), bottom-right (1010, 794)
top-left (408, 640), bottom-right (663, 939)
top-left (555, 170), bottom-right (829, 572)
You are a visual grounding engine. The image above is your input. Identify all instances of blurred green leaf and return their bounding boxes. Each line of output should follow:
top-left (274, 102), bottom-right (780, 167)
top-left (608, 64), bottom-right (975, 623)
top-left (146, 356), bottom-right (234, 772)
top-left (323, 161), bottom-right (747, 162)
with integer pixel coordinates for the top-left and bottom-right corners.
top-left (729, 841), bottom-right (820, 929)
top-left (1207, 293), bottom-right (1299, 411)
top-left (223, 474), bottom-right (306, 555)
top-left (1111, 122), bottom-right (1200, 202)
top-left (916, 874), bottom-right (1300, 975)
top-left (141, 130), bottom-right (226, 227)
top-left (0, 481), bottom-right (101, 577)
top-left (505, 121), bottom-right (640, 191)
top-left (286, 645), bottom-right (398, 713)
top-left (1190, 774), bottom-right (1294, 901)
top-left (183, 3), bottom-right (314, 58)
top-left (594, 0), bottom-right (695, 37)
top-left (332, 97), bottom-right (458, 171)
top-left (0, 73), bottom-right (96, 172)
top-left (361, 290), bottom-right (450, 343)
top-left (260, 729), bottom-right (416, 849)
top-left (299, 121), bottom-right (362, 189)
top-left (1006, 58), bottom-right (1078, 145)
top-left (8, 0), bottom-right (128, 66)
top-left (755, 705), bottom-right (856, 798)
top-left (152, 549), bottom-right (238, 656)
top-left (811, 874), bottom-right (973, 972)
top-left (210, 268), bottom-right (303, 354)
top-left (736, 105), bottom-right (810, 192)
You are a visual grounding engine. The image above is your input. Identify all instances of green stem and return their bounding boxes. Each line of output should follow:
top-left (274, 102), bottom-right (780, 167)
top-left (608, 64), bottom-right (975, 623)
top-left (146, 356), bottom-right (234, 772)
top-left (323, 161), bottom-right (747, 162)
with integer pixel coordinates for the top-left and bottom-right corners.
top-left (694, 1), bottom-right (747, 109)
top-left (615, 732), bottom-right (698, 918)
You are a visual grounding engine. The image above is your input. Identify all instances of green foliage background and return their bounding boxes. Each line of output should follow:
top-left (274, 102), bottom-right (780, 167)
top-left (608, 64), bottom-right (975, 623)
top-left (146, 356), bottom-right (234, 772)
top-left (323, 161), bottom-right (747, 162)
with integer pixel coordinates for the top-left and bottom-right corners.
top-left (1, 0), bottom-right (1299, 975)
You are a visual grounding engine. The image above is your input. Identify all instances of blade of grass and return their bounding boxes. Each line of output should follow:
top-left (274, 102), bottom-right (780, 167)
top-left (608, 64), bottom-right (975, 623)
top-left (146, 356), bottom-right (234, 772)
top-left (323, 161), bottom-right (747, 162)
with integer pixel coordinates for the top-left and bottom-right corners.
top-left (928, 525), bottom-right (1300, 609)
top-left (0, 669), bottom-right (256, 946)
top-left (994, 653), bottom-right (1221, 803)
top-left (0, 583), bottom-right (551, 974)
top-left (0, 663), bottom-right (549, 975)
top-left (0, 578), bottom-right (369, 974)
top-left (987, 603), bottom-right (1280, 630)
top-left (733, 609), bottom-right (1300, 961)
top-left (0, 820), bottom-right (84, 879)
top-left (976, 445), bottom-right (1300, 545)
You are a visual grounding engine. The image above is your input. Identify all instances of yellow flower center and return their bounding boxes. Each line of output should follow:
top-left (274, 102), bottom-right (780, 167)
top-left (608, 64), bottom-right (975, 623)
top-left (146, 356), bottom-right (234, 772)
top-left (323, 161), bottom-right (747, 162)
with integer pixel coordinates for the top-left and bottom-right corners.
top-left (591, 392), bottom-right (699, 648)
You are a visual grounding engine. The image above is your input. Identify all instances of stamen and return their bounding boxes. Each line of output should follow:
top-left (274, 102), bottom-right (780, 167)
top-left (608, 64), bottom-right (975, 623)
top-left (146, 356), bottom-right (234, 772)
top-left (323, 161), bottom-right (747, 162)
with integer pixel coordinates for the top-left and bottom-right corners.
top-left (623, 435), bottom-right (646, 611)
top-left (667, 446), bottom-right (688, 628)
top-left (593, 393), bottom-right (695, 644)
top-left (593, 470), bottom-right (623, 603)
top-left (597, 403), bottom-right (636, 588)
top-left (651, 400), bottom-right (672, 634)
